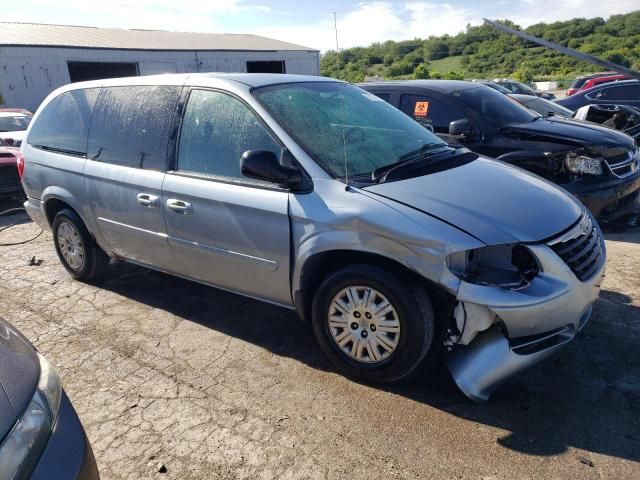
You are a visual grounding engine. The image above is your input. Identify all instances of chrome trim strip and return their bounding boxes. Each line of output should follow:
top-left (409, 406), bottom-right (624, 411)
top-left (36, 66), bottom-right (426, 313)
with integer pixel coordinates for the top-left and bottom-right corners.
top-left (121, 257), bottom-right (295, 310)
top-left (97, 217), bottom-right (168, 238)
top-left (604, 150), bottom-right (639, 179)
top-left (510, 325), bottom-right (572, 350)
top-left (167, 236), bottom-right (278, 271)
top-left (547, 212), bottom-right (591, 246)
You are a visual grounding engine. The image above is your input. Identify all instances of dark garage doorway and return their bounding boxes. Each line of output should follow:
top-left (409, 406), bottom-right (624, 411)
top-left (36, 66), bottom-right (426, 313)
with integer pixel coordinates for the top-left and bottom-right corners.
top-left (67, 61), bottom-right (139, 83)
top-left (246, 61), bottom-right (285, 74)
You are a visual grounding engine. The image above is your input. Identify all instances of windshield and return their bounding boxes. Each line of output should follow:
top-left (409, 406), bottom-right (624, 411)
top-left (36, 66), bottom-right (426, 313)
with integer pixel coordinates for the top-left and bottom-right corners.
top-left (515, 82), bottom-right (537, 94)
top-left (253, 82), bottom-right (446, 178)
top-left (482, 82), bottom-right (511, 94)
top-left (0, 115), bottom-right (31, 132)
top-left (522, 97), bottom-right (572, 117)
top-left (455, 86), bottom-right (538, 126)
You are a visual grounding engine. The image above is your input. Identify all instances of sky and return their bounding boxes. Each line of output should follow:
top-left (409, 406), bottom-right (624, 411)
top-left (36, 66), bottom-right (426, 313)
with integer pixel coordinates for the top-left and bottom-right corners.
top-left (4, 0), bottom-right (640, 51)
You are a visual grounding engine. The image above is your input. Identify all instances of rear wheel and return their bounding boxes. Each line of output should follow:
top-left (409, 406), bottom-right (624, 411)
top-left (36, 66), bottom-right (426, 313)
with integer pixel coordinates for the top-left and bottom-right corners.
top-left (52, 209), bottom-right (109, 281)
top-left (311, 264), bottom-right (434, 383)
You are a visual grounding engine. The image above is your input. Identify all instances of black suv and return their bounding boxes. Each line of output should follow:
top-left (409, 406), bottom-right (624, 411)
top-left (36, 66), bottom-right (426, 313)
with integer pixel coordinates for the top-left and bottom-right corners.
top-left (359, 80), bottom-right (640, 222)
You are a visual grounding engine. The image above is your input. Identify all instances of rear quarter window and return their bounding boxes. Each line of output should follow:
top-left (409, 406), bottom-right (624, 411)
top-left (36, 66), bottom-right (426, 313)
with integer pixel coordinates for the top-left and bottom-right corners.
top-left (88, 85), bottom-right (180, 171)
top-left (27, 89), bottom-right (99, 155)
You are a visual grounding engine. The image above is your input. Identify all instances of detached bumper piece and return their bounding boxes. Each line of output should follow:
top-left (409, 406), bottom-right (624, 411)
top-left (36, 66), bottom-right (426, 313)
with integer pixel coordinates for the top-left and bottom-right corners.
top-left (445, 313), bottom-right (589, 402)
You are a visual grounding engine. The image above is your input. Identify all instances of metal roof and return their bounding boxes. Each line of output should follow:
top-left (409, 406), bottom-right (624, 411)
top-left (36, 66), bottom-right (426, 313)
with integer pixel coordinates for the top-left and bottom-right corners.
top-left (0, 22), bottom-right (318, 52)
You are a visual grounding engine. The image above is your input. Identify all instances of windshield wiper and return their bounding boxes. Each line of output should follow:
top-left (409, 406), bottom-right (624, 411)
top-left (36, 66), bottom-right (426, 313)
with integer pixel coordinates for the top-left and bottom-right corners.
top-left (371, 143), bottom-right (449, 183)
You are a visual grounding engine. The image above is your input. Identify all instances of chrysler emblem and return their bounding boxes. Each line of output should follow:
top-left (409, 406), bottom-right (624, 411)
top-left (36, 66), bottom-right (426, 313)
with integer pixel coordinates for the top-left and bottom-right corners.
top-left (578, 216), bottom-right (592, 237)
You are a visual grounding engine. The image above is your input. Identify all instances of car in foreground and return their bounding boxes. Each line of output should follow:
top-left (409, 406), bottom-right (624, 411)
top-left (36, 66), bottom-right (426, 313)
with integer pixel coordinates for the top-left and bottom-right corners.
top-left (556, 79), bottom-right (640, 111)
top-left (360, 80), bottom-right (640, 223)
top-left (0, 316), bottom-right (99, 479)
top-left (0, 143), bottom-right (23, 198)
top-left (508, 93), bottom-right (574, 118)
top-left (494, 79), bottom-right (555, 100)
top-left (21, 74), bottom-right (605, 401)
top-left (0, 111), bottom-right (31, 147)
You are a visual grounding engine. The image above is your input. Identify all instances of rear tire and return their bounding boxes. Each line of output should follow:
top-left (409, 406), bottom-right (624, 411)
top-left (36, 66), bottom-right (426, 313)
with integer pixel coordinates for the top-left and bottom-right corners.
top-left (52, 209), bottom-right (109, 281)
top-left (311, 264), bottom-right (434, 383)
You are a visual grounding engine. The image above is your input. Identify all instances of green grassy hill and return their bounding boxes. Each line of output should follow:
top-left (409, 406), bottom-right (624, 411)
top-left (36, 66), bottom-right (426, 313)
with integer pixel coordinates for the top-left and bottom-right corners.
top-left (321, 11), bottom-right (640, 82)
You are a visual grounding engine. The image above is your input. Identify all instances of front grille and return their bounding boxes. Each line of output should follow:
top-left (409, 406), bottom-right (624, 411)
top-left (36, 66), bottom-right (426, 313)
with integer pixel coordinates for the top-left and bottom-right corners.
top-left (548, 215), bottom-right (604, 282)
top-left (602, 147), bottom-right (639, 178)
top-left (0, 164), bottom-right (20, 186)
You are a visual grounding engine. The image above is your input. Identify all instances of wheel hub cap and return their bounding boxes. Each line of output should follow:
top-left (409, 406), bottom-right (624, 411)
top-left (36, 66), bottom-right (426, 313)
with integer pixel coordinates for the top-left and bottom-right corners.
top-left (57, 221), bottom-right (85, 270)
top-left (328, 286), bottom-right (401, 364)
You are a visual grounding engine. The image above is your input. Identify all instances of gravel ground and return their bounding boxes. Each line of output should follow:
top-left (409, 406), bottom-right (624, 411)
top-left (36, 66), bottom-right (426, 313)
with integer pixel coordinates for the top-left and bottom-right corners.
top-left (0, 198), bottom-right (638, 480)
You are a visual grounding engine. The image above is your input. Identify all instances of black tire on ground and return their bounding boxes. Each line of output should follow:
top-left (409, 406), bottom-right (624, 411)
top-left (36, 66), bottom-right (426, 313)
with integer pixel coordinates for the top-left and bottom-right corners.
top-left (52, 208), bottom-right (110, 281)
top-left (311, 264), bottom-right (434, 383)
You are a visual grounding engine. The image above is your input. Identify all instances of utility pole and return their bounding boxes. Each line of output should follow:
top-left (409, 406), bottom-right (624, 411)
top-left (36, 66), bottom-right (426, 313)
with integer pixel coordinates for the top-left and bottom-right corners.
top-left (484, 18), bottom-right (640, 80)
top-left (334, 11), bottom-right (339, 51)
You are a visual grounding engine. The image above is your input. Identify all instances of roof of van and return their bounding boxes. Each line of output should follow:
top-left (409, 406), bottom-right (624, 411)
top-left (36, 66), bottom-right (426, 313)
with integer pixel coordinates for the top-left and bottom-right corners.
top-left (0, 22), bottom-right (318, 52)
top-left (193, 73), bottom-right (338, 88)
top-left (60, 73), bottom-right (341, 91)
top-left (358, 80), bottom-right (482, 93)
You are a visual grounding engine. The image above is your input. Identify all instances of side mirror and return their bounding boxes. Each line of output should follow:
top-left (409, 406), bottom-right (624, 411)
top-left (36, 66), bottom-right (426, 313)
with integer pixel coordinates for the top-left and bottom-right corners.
top-left (240, 149), bottom-right (302, 187)
top-left (449, 118), bottom-right (472, 138)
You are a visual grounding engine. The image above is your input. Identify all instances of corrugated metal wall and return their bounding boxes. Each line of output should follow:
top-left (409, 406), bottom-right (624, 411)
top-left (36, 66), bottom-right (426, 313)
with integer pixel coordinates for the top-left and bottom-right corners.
top-left (0, 46), bottom-right (320, 110)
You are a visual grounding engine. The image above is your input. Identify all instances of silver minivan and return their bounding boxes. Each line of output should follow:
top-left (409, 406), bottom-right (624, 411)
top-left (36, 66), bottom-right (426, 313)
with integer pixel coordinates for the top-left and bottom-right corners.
top-left (20, 74), bottom-right (605, 401)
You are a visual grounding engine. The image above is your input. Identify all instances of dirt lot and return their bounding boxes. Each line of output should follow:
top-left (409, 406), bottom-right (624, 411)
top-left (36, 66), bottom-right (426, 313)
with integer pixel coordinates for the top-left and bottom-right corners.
top-left (0, 198), bottom-right (638, 480)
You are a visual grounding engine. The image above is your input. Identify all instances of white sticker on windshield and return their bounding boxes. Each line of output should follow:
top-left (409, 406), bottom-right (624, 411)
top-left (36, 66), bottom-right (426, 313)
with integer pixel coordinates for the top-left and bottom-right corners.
top-left (362, 93), bottom-right (384, 101)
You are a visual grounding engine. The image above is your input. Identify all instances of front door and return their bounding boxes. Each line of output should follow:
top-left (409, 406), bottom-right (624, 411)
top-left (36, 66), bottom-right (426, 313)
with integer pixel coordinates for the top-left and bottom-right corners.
top-left (84, 85), bottom-right (180, 270)
top-left (162, 89), bottom-right (292, 305)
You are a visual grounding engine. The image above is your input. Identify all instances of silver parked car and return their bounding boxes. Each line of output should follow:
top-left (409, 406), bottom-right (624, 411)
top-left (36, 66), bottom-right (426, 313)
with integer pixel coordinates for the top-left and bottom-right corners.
top-left (19, 74), bottom-right (605, 401)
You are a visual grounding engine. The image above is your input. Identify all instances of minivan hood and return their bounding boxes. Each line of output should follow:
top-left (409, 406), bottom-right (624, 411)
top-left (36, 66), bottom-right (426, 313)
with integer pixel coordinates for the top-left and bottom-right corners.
top-left (364, 157), bottom-right (583, 245)
top-left (501, 117), bottom-right (635, 148)
top-left (0, 317), bottom-right (39, 443)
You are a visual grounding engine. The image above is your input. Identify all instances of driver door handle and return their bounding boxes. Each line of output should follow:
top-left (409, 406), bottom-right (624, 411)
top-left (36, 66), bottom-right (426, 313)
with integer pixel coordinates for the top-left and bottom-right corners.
top-left (166, 198), bottom-right (193, 215)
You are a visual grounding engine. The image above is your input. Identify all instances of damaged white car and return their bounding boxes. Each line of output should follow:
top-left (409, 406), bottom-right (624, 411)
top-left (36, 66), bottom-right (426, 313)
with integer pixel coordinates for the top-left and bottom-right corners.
top-left (21, 75), bottom-right (605, 401)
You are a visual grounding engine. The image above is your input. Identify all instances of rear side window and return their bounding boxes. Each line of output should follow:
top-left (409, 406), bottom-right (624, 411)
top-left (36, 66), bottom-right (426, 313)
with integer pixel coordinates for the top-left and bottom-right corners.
top-left (27, 89), bottom-right (98, 155)
top-left (570, 78), bottom-right (588, 89)
top-left (88, 86), bottom-right (180, 171)
top-left (399, 94), bottom-right (466, 133)
top-left (591, 84), bottom-right (640, 101)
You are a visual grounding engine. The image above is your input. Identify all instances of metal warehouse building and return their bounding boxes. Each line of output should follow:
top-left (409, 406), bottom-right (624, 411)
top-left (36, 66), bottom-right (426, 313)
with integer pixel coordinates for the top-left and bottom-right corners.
top-left (0, 22), bottom-right (320, 111)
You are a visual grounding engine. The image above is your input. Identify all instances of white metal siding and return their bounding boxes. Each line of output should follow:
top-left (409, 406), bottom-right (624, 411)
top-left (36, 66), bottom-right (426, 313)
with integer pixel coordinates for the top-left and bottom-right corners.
top-left (0, 46), bottom-right (320, 111)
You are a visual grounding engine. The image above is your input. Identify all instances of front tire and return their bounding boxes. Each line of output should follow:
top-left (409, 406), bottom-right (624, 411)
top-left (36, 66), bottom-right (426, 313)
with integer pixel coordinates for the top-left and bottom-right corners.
top-left (52, 209), bottom-right (109, 281)
top-left (311, 264), bottom-right (434, 383)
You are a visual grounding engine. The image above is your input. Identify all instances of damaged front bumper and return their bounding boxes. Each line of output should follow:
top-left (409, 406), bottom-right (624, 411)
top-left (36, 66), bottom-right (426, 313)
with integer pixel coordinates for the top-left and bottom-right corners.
top-left (444, 236), bottom-right (605, 402)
